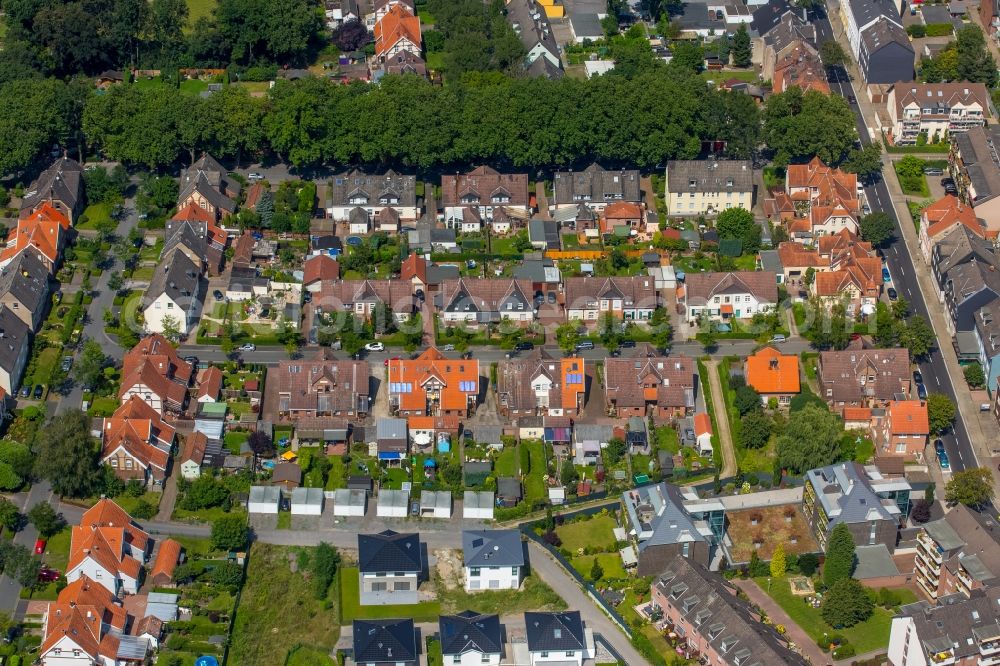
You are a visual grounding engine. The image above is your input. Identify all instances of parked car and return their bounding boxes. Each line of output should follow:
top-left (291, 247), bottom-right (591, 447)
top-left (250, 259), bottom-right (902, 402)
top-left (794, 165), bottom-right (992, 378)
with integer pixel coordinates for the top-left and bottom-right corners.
top-left (917, 382), bottom-right (928, 400)
top-left (620, 340), bottom-right (636, 348)
top-left (239, 343), bottom-right (256, 352)
top-left (184, 356), bottom-right (198, 366)
top-left (913, 369), bottom-right (923, 384)
top-left (38, 568), bottom-right (59, 582)
top-left (547, 291), bottom-right (557, 304)
top-left (364, 342), bottom-right (385, 352)
top-left (19, 386), bottom-right (30, 398)
top-left (887, 287), bottom-right (898, 301)
top-left (213, 290), bottom-right (224, 300)
top-left (441, 344), bottom-right (455, 352)
top-left (33, 385), bottom-right (43, 399)
top-left (770, 334), bottom-right (787, 344)
top-left (248, 172), bottom-right (263, 181)
top-left (34, 539), bottom-right (46, 555)
top-left (934, 439), bottom-right (945, 455)
top-left (923, 167), bottom-right (943, 176)
top-left (938, 450), bottom-right (951, 470)
top-left (575, 341), bottom-right (595, 351)
top-left (882, 267), bottom-right (892, 283)
top-left (60, 356), bottom-right (73, 372)
top-left (514, 342), bottom-right (534, 351)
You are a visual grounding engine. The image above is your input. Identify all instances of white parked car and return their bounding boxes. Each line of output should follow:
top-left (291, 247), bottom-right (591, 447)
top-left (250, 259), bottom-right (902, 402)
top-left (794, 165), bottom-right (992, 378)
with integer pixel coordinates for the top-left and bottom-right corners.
top-left (240, 343), bottom-right (256, 352)
top-left (364, 342), bottom-right (385, 352)
top-left (247, 172), bottom-right (263, 181)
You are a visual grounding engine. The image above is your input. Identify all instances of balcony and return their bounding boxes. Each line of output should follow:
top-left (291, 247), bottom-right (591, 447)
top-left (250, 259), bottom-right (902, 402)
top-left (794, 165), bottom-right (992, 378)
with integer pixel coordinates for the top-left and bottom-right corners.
top-left (915, 548), bottom-right (942, 575)
top-left (917, 533), bottom-right (944, 563)
top-left (981, 641), bottom-right (1000, 657)
top-left (916, 575), bottom-right (939, 599)
top-left (980, 654), bottom-right (1000, 666)
top-left (928, 650), bottom-right (955, 665)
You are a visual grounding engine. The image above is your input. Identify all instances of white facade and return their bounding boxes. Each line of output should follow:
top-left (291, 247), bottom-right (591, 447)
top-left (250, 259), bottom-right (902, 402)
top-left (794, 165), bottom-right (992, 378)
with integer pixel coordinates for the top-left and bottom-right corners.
top-left (444, 649), bottom-right (502, 666)
top-left (333, 488), bottom-right (367, 516)
top-left (290, 488), bottom-right (324, 515)
top-left (120, 383), bottom-right (163, 415)
top-left (41, 634), bottom-right (114, 666)
top-left (180, 458), bottom-right (201, 479)
top-left (696, 432), bottom-right (713, 457)
top-left (685, 292), bottom-right (774, 322)
top-left (349, 219), bottom-right (371, 235)
top-left (887, 616), bottom-right (925, 666)
top-left (464, 563), bottom-right (523, 592)
top-left (247, 486), bottom-right (280, 514)
top-left (65, 559), bottom-right (138, 596)
top-left (377, 489), bottom-right (409, 517)
top-left (143, 292), bottom-right (200, 335)
top-left (327, 203), bottom-right (420, 221)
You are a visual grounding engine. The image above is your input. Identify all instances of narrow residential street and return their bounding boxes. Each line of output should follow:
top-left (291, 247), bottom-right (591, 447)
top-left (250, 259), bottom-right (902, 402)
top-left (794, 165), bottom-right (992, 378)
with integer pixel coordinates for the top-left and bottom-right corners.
top-left (0, 482), bottom-right (54, 614)
top-left (704, 359), bottom-right (738, 479)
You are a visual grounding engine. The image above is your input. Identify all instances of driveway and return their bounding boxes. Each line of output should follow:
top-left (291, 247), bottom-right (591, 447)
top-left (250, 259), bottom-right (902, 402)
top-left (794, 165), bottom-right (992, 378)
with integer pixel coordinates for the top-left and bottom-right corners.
top-left (703, 359), bottom-right (737, 478)
top-left (732, 578), bottom-right (828, 666)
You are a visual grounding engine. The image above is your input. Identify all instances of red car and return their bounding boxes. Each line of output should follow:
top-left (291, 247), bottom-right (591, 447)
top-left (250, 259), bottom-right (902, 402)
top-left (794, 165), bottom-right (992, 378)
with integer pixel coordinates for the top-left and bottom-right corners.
top-left (37, 568), bottom-right (59, 583)
top-left (33, 539), bottom-right (46, 555)
top-left (383, 356), bottom-right (401, 367)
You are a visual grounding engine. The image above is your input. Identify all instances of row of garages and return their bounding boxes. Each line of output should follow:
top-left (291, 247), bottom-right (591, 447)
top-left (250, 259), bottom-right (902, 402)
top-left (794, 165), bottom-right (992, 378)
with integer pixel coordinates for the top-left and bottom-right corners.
top-left (246, 486), bottom-right (496, 520)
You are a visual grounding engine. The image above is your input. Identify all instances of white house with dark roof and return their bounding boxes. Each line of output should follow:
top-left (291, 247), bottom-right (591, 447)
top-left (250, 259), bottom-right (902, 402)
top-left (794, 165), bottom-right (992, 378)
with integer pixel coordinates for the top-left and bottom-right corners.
top-left (142, 251), bottom-right (203, 335)
top-left (358, 530), bottom-right (422, 605)
top-left (352, 618), bottom-right (418, 666)
top-left (462, 529), bottom-right (525, 592)
top-left (327, 169), bottom-right (419, 221)
top-left (524, 611), bottom-right (593, 666)
top-left (440, 612), bottom-right (503, 666)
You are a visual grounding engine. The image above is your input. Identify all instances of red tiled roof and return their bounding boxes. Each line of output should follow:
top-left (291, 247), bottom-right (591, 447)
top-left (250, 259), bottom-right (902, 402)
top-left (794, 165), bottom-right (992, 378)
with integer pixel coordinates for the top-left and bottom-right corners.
top-left (198, 366), bottom-right (223, 400)
top-left (150, 539), bottom-right (181, 582)
top-left (100, 396), bottom-right (174, 474)
top-left (888, 400), bottom-right (929, 435)
top-left (694, 412), bottom-right (712, 436)
top-left (181, 431), bottom-right (207, 466)
top-left (119, 334), bottom-right (194, 410)
top-left (171, 201), bottom-right (215, 224)
top-left (745, 346), bottom-right (800, 395)
top-left (374, 4), bottom-right (421, 57)
top-left (303, 254), bottom-right (340, 286)
top-left (387, 347), bottom-right (479, 413)
top-left (922, 194), bottom-right (993, 239)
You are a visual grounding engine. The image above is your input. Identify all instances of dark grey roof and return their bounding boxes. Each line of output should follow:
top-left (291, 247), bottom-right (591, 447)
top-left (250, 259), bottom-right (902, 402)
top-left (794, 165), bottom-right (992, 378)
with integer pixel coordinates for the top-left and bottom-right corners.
top-left (860, 16), bottom-right (912, 57)
top-left (974, 302), bottom-right (1000, 362)
top-left (933, 224), bottom-right (997, 277)
top-left (654, 556), bottom-right (810, 666)
top-left (497, 477), bottom-right (522, 499)
top-left (526, 56), bottom-right (564, 80)
top-left (569, 12), bottom-right (603, 38)
top-left (353, 619), bottom-right (417, 663)
top-left (178, 170), bottom-right (235, 213)
top-left (954, 125), bottom-right (1000, 204)
top-left (666, 160), bottom-right (753, 194)
top-left (462, 529), bottom-right (524, 567)
top-left (507, 0), bottom-right (561, 69)
top-left (762, 11), bottom-right (817, 52)
top-left (329, 170), bottom-right (416, 208)
top-left (676, 1), bottom-right (728, 30)
top-left (553, 164), bottom-right (641, 206)
top-left (0, 306), bottom-right (31, 375)
top-left (805, 462), bottom-right (902, 526)
top-left (430, 228), bottom-right (457, 244)
top-left (440, 611), bottom-right (502, 656)
top-left (847, 0), bottom-right (901, 26)
top-left (312, 235), bottom-right (342, 251)
top-left (143, 251), bottom-right (201, 310)
top-left (467, 425), bottom-right (503, 446)
top-left (163, 219), bottom-right (208, 262)
top-left (622, 482), bottom-right (706, 551)
top-left (944, 258), bottom-right (1000, 309)
top-left (426, 263), bottom-right (460, 284)
top-left (524, 611), bottom-right (586, 652)
top-left (758, 249), bottom-right (783, 274)
top-left (528, 219), bottom-right (560, 248)
top-left (0, 253), bottom-right (49, 319)
top-left (898, 587), bottom-right (1000, 662)
top-left (20, 157), bottom-right (82, 214)
top-left (512, 258), bottom-right (558, 283)
top-left (357, 530), bottom-right (422, 573)
top-left (751, 0), bottom-right (796, 35)
top-left (853, 544), bottom-right (900, 579)
top-left (921, 4), bottom-right (951, 23)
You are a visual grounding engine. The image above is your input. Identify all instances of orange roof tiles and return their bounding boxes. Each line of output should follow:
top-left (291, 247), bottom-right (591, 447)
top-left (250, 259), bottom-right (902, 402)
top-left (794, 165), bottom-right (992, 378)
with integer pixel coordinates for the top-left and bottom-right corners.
top-left (843, 407), bottom-right (873, 422)
top-left (181, 431), bottom-right (208, 466)
top-left (745, 346), bottom-right (800, 395)
top-left (0, 203), bottom-right (65, 267)
top-left (401, 253), bottom-right (427, 283)
top-left (80, 498), bottom-right (150, 552)
top-left (888, 400), bottom-right (929, 435)
top-left (374, 4), bottom-right (421, 58)
top-left (694, 412), bottom-right (712, 436)
top-left (197, 366), bottom-right (223, 400)
top-left (922, 194), bottom-right (993, 240)
top-left (101, 395), bottom-right (174, 474)
top-left (120, 334), bottom-right (194, 410)
top-left (387, 347), bottom-right (479, 414)
top-left (171, 201), bottom-right (215, 224)
top-left (150, 538), bottom-right (181, 582)
top-left (776, 242), bottom-right (830, 269)
top-left (303, 254), bottom-right (340, 285)
top-left (604, 201), bottom-right (642, 219)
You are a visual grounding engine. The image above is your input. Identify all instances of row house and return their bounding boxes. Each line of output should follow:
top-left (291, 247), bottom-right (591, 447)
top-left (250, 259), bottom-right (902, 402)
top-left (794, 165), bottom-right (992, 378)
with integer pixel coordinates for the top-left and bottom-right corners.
top-left (119, 334), bottom-right (196, 415)
top-left (663, 159), bottom-right (753, 216)
top-left (886, 82), bottom-right (992, 146)
top-left (650, 556), bottom-right (809, 666)
top-left (913, 504), bottom-right (1000, 602)
top-left (600, 201), bottom-right (644, 238)
top-left (974, 302), bottom-right (1000, 397)
top-left (818, 347), bottom-right (911, 409)
top-left (803, 462), bottom-right (911, 551)
top-left (444, 206), bottom-right (484, 233)
top-left (326, 169), bottom-right (419, 221)
top-left (838, 0), bottom-right (912, 84)
top-left (680, 271), bottom-right (778, 324)
top-left (950, 124), bottom-right (1000, 230)
top-left (302, 254), bottom-right (340, 291)
top-left (387, 347), bottom-right (480, 417)
top-left (168, 205), bottom-right (227, 275)
top-left (0, 252), bottom-right (50, 331)
top-left (775, 241), bottom-right (831, 286)
top-left (759, 8), bottom-right (819, 82)
top-left (496, 350), bottom-right (586, 417)
top-left (0, 306), bottom-right (32, 395)
top-left (373, 4), bottom-right (421, 61)
top-left (98, 396), bottom-right (175, 487)
top-left (506, 0), bottom-right (564, 80)
top-left (319, 279), bottom-right (416, 324)
top-left (441, 166), bottom-right (530, 219)
top-left (782, 157), bottom-right (862, 241)
top-left (142, 249), bottom-right (203, 336)
top-left (436, 278), bottom-right (537, 325)
top-left (400, 254), bottom-right (460, 296)
top-left (0, 201), bottom-right (67, 273)
top-left (888, 585), bottom-right (1000, 666)
top-left (66, 499), bottom-right (150, 596)
top-left (929, 224), bottom-right (1000, 335)
top-left (604, 355), bottom-right (695, 421)
top-left (19, 156), bottom-right (83, 225)
top-left (551, 163), bottom-right (641, 213)
top-left (918, 194), bottom-right (993, 265)
top-left (274, 352), bottom-right (371, 420)
top-left (872, 399), bottom-right (929, 459)
top-left (564, 276), bottom-right (660, 322)
top-left (773, 43), bottom-right (829, 95)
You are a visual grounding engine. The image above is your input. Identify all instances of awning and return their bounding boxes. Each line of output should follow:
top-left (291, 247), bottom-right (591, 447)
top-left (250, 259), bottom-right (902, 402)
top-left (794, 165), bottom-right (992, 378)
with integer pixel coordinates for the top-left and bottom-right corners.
top-left (281, 451), bottom-right (297, 461)
top-left (721, 304), bottom-right (734, 314)
top-left (378, 452), bottom-right (402, 460)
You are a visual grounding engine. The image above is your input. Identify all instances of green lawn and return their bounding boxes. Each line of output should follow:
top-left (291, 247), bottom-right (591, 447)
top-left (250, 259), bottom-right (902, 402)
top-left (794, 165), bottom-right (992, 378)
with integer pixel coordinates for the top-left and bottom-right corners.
top-left (555, 514), bottom-right (618, 552)
top-left (172, 506), bottom-right (246, 524)
top-left (114, 492), bottom-right (161, 516)
top-left (893, 161), bottom-right (930, 197)
top-left (494, 445), bottom-right (519, 476)
top-left (436, 574), bottom-right (566, 615)
top-left (570, 553), bottom-right (627, 581)
top-left (79, 202), bottom-right (113, 230)
top-left (87, 396), bottom-right (118, 417)
top-left (185, 0), bottom-right (217, 28)
top-left (325, 455), bottom-right (347, 490)
top-left (223, 431), bottom-right (248, 454)
top-left (27, 347), bottom-right (60, 387)
top-left (756, 577), bottom-right (895, 654)
top-left (285, 646), bottom-right (334, 666)
top-left (230, 544), bottom-right (341, 665)
top-left (427, 638), bottom-right (443, 666)
top-left (338, 567), bottom-right (441, 622)
top-left (702, 69), bottom-right (759, 84)
top-left (523, 442), bottom-right (548, 501)
top-left (42, 527), bottom-right (72, 571)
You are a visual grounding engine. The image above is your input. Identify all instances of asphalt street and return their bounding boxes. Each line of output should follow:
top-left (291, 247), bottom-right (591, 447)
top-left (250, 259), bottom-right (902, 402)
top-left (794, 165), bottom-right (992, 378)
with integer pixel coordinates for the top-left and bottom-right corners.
top-left (814, 8), bottom-right (977, 473)
top-left (0, 481), bottom-right (53, 614)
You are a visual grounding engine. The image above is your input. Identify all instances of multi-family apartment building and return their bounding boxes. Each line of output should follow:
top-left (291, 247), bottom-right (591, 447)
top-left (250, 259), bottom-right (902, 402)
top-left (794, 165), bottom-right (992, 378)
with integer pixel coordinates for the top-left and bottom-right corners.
top-left (913, 504), bottom-right (1000, 601)
top-left (887, 83), bottom-right (992, 146)
top-left (664, 160), bottom-right (753, 216)
top-left (888, 585), bottom-right (1000, 666)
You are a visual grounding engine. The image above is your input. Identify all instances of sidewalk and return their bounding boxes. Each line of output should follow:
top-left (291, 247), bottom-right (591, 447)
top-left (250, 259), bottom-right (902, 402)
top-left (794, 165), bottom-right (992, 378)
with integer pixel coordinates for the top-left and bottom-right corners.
top-left (732, 579), bottom-right (829, 665)
top-left (704, 359), bottom-right (738, 478)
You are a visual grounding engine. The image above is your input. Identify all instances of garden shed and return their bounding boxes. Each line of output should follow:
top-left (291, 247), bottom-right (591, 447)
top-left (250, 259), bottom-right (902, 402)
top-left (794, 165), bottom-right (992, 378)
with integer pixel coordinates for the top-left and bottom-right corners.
top-left (247, 486), bottom-right (281, 514)
top-left (333, 488), bottom-right (367, 517)
top-left (193, 402), bottom-right (227, 440)
top-left (463, 491), bottom-right (495, 520)
top-left (376, 488), bottom-right (409, 517)
top-left (290, 487), bottom-right (324, 515)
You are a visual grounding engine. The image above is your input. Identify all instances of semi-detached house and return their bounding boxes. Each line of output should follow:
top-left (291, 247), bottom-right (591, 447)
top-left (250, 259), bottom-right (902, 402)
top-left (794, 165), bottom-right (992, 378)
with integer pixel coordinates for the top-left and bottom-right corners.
top-left (387, 348), bottom-right (479, 417)
top-left (818, 347), bottom-right (911, 409)
top-left (99, 396), bottom-right (175, 487)
top-left (326, 169), bottom-right (419, 221)
top-left (274, 353), bottom-right (371, 419)
top-left (552, 164), bottom-right (640, 212)
top-left (664, 159), bottom-right (753, 216)
top-left (887, 82), bottom-right (992, 146)
top-left (564, 276), bottom-right (660, 322)
top-left (441, 166), bottom-right (530, 219)
top-left (496, 350), bottom-right (586, 417)
top-left (680, 271), bottom-right (778, 323)
top-left (603, 354), bottom-right (695, 421)
top-left (436, 278), bottom-right (537, 325)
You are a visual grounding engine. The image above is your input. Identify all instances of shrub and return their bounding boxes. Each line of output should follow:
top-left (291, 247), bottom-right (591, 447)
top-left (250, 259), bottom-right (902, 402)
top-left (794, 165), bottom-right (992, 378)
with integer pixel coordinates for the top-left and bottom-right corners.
top-left (797, 552), bottom-right (819, 576)
top-left (832, 644), bottom-right (856, 659)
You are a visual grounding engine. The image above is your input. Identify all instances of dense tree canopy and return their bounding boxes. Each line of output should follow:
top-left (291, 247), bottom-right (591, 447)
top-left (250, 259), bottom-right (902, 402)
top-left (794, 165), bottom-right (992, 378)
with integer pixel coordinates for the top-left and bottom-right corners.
top-left (824, 523), bottom-right (856, 587)
top-left (764, 86), bottom-right (858, 166)
top-left (777, 404), bottom-right (843, 474)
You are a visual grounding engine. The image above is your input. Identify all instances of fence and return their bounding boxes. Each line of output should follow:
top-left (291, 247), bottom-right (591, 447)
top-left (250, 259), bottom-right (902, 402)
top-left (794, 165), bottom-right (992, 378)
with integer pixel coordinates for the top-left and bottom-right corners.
top-left (519, 502), bottom-right (634, 639)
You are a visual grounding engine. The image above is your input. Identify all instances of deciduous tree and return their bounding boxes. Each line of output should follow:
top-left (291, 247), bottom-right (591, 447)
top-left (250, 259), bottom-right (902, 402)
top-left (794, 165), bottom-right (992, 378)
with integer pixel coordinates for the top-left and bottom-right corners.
top-left (945, 467), bottom-right (995, 507)
top-left (33, 411), bottom-right (101, 498)
top-left (927, 393), bottom-right (956, 434)
top-left (777, 404), bottom-right (842, 474)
